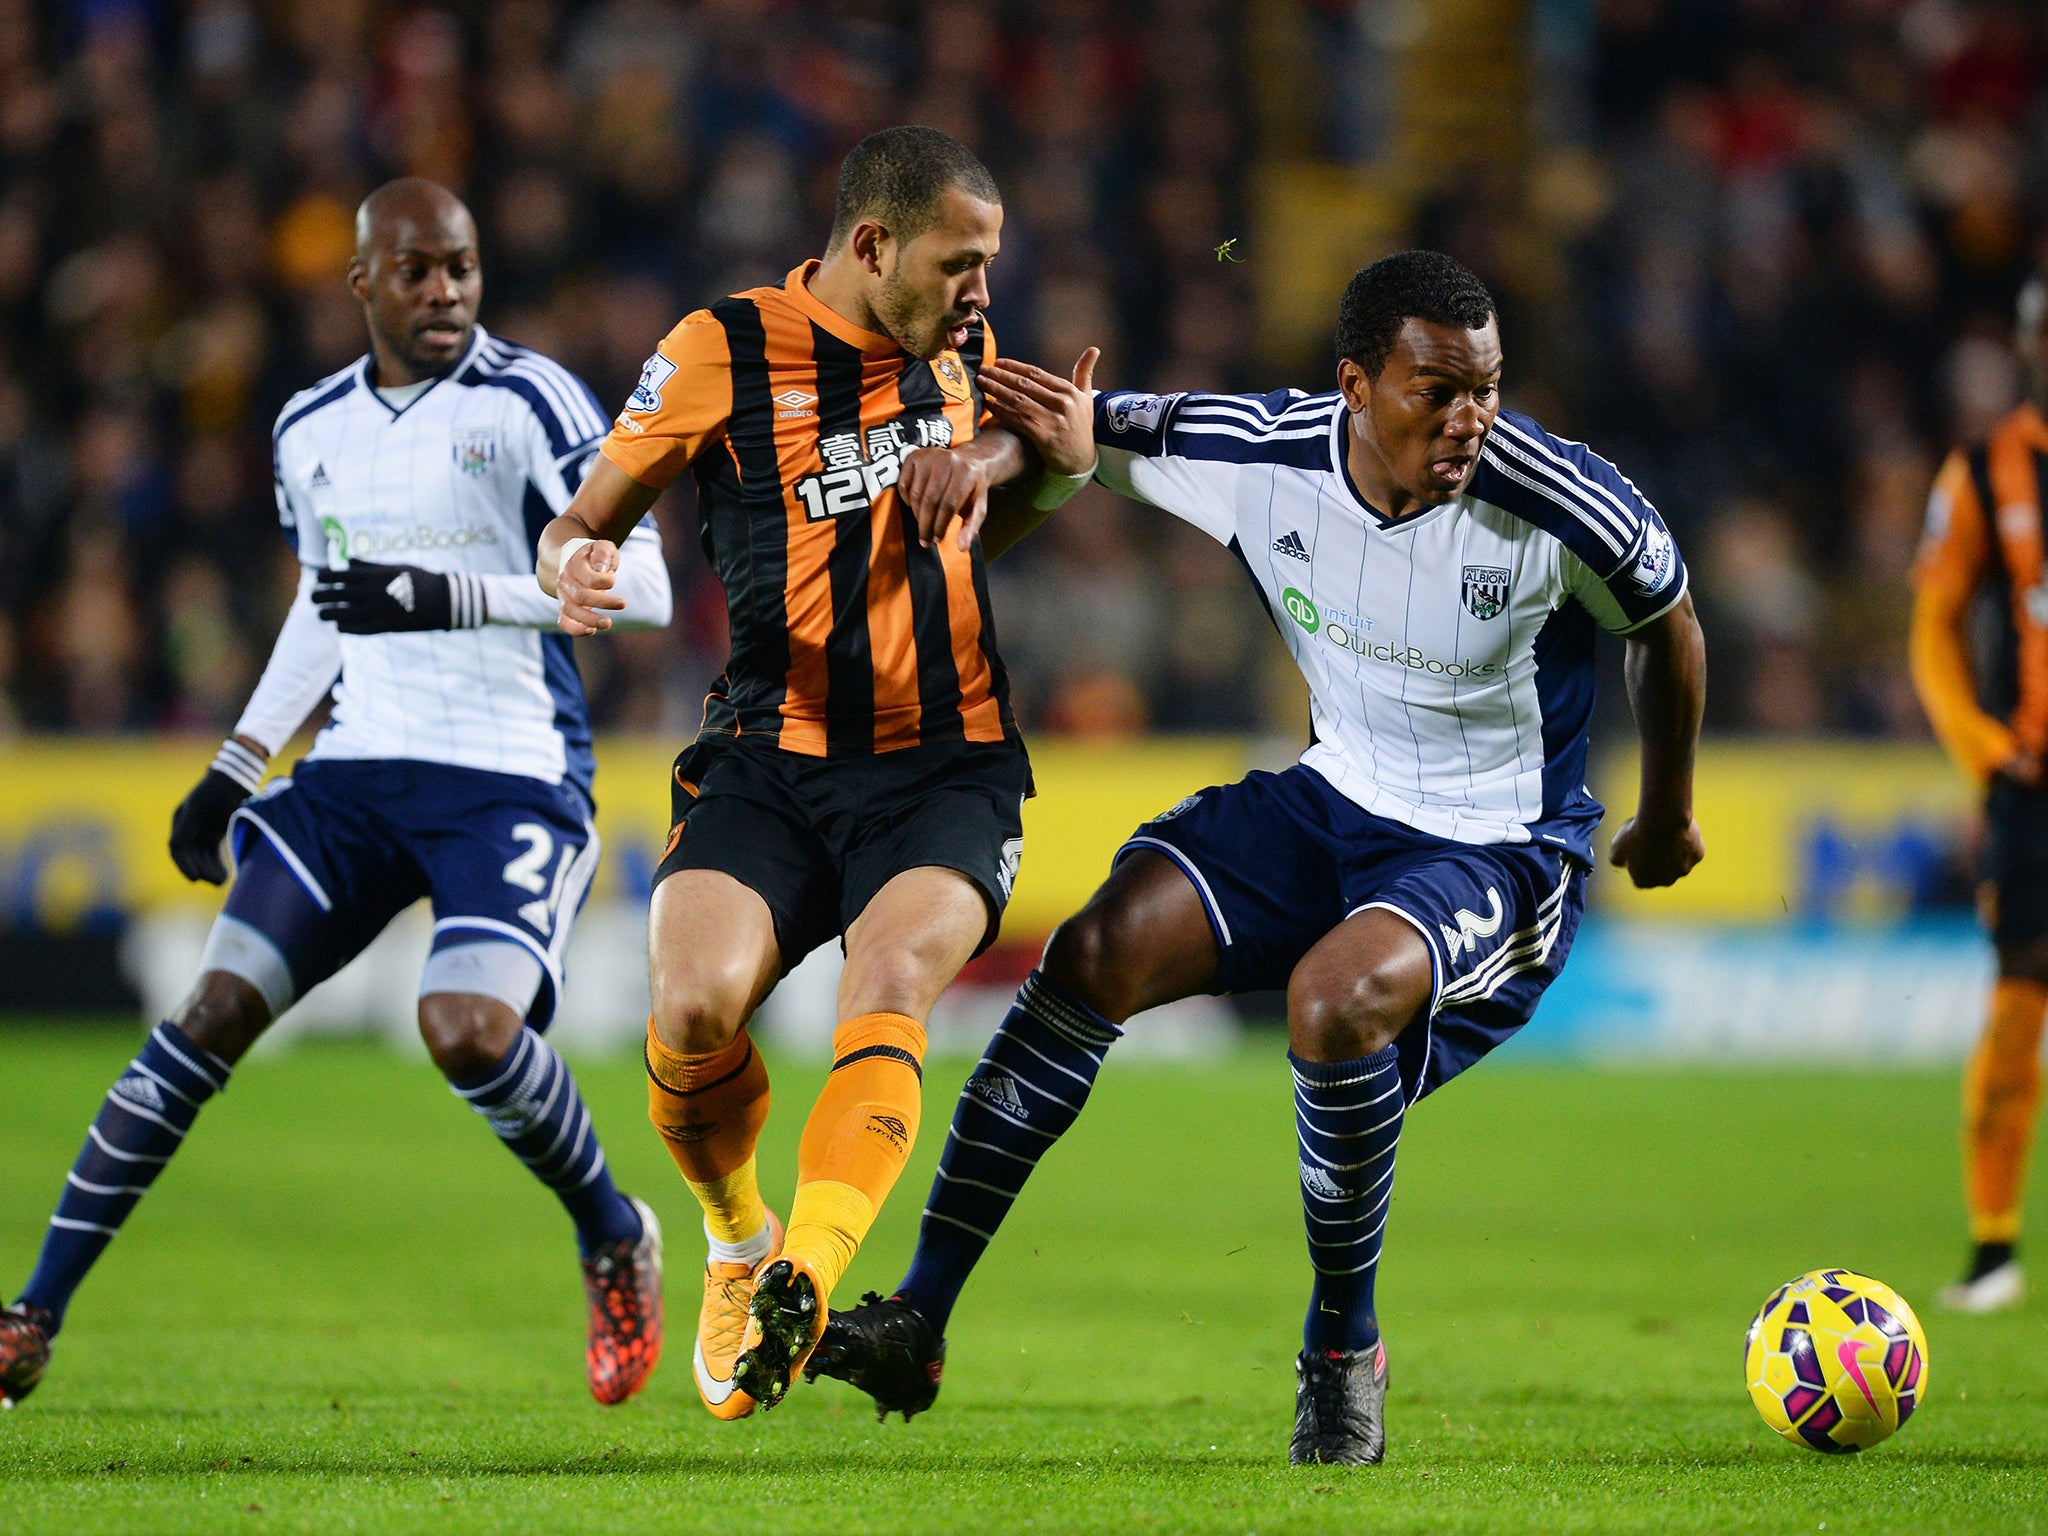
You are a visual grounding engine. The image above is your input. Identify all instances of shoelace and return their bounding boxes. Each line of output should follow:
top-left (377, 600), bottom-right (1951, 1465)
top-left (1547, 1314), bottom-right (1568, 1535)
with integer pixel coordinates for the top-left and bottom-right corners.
top-left (703, 1274), bottom-right (752, 1356)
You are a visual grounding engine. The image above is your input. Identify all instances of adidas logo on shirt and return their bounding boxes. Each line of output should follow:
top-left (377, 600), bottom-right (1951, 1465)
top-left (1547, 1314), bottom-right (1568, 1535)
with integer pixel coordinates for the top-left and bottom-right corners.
top-left (1271, 530), bottom-right (1309, 560)
top-left (110, 1074), bottom-right (166, 1113)
top-left (309, 463), bottom-right (331, 488)
top-left (967, 1070), bottom-right (1029, 1122)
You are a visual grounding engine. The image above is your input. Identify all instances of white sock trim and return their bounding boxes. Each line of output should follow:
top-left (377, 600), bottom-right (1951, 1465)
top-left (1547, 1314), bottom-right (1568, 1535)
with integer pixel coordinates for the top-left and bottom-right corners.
top-left (705, 1218), bottom-right (774, 1270)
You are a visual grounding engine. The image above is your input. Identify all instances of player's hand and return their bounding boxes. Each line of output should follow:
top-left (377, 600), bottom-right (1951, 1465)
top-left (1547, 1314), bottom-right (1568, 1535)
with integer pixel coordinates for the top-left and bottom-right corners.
top-left (898, 445), bottom-right (995, 552)
top-left (313, 560), bottom-right (470, 633)
top-left (1607, 813), bottom-right (1704, 889)
top-left (2000, 750), bottom-right (2045, 789)
top-left (557, 538), bottom-right (625, 636)
top-left (979, 348), bottom-right (1100, 477)
top-left (169, 770), bottom-right (253, 885)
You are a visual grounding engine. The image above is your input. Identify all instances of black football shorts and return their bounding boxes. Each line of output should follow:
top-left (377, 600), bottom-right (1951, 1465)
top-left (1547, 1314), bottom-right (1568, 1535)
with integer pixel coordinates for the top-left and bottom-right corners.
top-left (653, 734), bottom-right (1031, 967)
top-left (1983, 774), bottom-right (2048, 949)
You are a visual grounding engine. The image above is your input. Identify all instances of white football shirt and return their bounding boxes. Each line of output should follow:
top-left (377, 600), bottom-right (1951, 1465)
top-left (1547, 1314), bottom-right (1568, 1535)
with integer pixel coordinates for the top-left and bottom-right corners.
top-left (269, 326), bottom-right (658, 800)
top-left (1093, 392), bottom-right (1688, 859)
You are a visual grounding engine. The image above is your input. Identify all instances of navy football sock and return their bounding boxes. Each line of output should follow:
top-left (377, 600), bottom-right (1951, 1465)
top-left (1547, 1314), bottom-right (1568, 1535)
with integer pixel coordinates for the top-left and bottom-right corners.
top-left (897, 972), bottom-right (1121, 1336)
top-left (450, 1027), bottom-right (641, 1258)
top-left (18, 1022), bottom-right (231, 1333)
top-left (1295, 1044), bottom-right (1404, 1354)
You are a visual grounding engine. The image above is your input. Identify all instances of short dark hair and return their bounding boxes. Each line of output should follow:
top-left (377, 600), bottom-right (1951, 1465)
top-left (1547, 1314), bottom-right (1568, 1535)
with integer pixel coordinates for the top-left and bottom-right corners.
top-left (828, 125), bottom-right (1001, 248)
top-left (1335, 251), bottom-right (1496, 378)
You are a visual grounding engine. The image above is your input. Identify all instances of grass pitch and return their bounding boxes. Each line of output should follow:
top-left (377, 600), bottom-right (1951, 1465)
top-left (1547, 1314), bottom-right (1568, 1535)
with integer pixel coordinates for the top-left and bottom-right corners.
top-left (1, 1025), bottom-right (2044, 1535)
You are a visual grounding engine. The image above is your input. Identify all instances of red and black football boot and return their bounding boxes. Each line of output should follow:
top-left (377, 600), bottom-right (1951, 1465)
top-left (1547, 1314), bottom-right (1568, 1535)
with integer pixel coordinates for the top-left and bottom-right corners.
top-left (581, 1196), bottom-right (663, 1405)
top-left (0, 1302), bottom-right (53, 1409)
top-left (805, 1291), bottom-right (945, 1422)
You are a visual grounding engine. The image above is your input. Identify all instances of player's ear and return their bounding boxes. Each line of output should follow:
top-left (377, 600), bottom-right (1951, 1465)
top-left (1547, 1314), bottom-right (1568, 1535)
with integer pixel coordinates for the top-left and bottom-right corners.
top-left (849, 219), bottom-right (889, 277)
top-left (1336, 356), bottom-right (1370, 414)
top-left (346, 257), bottom-right (370, 304)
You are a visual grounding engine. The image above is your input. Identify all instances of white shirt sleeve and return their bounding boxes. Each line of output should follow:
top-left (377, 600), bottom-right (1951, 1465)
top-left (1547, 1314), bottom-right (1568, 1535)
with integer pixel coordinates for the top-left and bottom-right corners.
top-left (1090, 390), bottom-right (1243, 545)
top-left (480, 517), bottom-right (673, 630)
top-left (231, 565), bottom-right (341, 754)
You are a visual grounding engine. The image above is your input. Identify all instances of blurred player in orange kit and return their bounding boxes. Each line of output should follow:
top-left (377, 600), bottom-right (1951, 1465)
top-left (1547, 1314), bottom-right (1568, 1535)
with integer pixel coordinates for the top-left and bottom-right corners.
top-left (534, 126), bottom-right (1098, 1416)
top-left (1912, 269), bottom-right (2048, 1313)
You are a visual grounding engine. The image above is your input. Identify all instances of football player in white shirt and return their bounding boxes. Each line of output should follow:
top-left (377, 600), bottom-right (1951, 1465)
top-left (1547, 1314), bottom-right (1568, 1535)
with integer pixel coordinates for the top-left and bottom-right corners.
top-left (810, 252), bottom-right (1707, 1465)
top-left (2, 181), bottom-right (674, 1411)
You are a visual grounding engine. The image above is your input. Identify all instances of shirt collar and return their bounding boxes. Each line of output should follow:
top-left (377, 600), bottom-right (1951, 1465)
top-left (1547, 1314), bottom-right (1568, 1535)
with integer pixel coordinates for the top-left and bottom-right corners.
top-left (783, 261), bottom-right (901, 355)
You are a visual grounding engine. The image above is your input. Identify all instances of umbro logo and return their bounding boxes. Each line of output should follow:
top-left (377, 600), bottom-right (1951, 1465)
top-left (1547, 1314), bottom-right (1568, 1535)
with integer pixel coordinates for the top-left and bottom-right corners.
top-left (967, 1070), bottom-right (1029, 1122)
top-left (310, 463), bottom-right (331, 488)
top-left (110, 1074), bottom-right (165, 1113)
top-left (774, 389), bottom-right (817, 417)
top-left (1272, 530), bottom-right (1309, 561)
top-left (867, 1113), bottom-right (910, 1151)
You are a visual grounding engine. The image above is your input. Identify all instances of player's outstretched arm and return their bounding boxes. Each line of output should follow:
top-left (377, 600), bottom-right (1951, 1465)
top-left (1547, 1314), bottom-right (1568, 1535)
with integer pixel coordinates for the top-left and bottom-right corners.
top-left (1609, 590), bottom-right (1707, 889)
top-left (538, 455), bottom-right (662, 636)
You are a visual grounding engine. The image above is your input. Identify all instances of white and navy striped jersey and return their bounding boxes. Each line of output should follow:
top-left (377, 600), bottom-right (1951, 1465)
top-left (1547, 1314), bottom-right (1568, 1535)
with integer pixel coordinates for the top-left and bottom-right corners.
top-left (1093, 391), bottom-right (1688, 860)
top-left (270, 326), bottom-right (642, 802)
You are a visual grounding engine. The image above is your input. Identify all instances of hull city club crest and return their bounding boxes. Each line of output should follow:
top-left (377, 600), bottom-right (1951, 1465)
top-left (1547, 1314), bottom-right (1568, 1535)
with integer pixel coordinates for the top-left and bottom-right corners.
top-left (1461, 564), bottom-right (1510, 621)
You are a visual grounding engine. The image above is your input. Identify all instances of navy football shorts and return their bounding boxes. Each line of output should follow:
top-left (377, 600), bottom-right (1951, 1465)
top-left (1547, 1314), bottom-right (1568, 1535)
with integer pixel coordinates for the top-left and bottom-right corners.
top-left (1118, 764), bottom-right (1586, 1101)
top-left (216, 758), bottom-right (599, 1027)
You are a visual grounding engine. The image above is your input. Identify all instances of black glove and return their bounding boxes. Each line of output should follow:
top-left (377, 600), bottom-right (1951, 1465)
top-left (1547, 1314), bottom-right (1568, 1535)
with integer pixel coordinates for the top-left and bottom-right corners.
top-left (169, 741), bottom-right (266, 885)
top-left (313, 560), bottom-right (485, 633)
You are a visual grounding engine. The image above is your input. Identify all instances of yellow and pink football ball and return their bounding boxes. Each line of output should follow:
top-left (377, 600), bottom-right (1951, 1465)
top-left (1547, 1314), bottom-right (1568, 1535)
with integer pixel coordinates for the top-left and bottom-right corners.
top-left (1744, 1268), bottom-right (1930, 1453)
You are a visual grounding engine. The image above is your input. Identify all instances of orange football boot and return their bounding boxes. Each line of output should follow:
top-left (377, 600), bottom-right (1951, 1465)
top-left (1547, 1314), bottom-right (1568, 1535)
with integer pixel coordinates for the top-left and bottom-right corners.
top-left (694, 1211), bottom-right (785, 1420)
top-left (732, 1255), bottom-right (829, 1411)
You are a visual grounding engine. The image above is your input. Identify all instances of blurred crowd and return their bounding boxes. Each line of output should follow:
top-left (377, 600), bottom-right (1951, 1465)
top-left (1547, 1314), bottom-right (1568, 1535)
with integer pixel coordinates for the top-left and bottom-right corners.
top-left (1397, 0), bottom-right (2046, 737)
top-left (0, 0), bottom-right (1261, 739)
top-left (0, 0), bottom-right (2043, 744)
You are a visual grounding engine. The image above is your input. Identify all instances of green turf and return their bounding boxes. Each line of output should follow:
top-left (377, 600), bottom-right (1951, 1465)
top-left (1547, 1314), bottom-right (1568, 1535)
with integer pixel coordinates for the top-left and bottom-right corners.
top-left (0, 1026), bottom-right (2044, 1535)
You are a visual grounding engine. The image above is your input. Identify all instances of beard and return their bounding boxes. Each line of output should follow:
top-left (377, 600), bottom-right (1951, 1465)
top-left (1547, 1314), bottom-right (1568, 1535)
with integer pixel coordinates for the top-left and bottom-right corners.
top-left (873, 262), bottom-right (948, 360)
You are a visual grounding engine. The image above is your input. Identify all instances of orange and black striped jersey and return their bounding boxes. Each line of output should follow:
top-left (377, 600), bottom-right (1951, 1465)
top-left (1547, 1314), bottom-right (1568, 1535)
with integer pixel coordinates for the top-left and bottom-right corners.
top-left (1911, 402), bottom-right (2048, 782)
top-left (600, 261), bottom-right (1017, 757)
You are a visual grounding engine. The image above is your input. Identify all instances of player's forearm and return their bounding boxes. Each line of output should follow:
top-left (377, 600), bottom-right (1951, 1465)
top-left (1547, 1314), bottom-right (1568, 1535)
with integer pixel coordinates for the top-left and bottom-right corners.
top-left (1623, 593), bottom-right (1706, 829)
top-left (1909, 587), bottom-right (2015, 782)
top-left (232, 567), bottom-right (341, 755)
top-left (538, 455), bottom-right (661, 596)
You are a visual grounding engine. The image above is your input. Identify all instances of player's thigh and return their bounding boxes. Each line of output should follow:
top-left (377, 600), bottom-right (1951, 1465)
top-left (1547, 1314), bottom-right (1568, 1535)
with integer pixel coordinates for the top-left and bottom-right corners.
top-left (1095, 767), bottom-right (1346, 1008)
top-left (1362, 843), bottom-right (1584, 1098)
top-left (1285, 908), bottom-right (1436, 1063)
top-left (1983, 778), bottom-right (2048, 981)
top-left (408, 773), bottom-right (600, 1031)
top-left (1040, 849), bottom-right (1222, 1024)
top-left (199, 775), bottom-right (420, 1050)
top-left (648, 869), bottom-right (784, 1051)
top-left (838, 865), bottom-right (990, 1023)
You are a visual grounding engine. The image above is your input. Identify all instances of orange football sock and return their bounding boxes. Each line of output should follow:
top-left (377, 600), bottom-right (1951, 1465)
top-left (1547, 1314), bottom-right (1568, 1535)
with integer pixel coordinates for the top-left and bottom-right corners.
top-left (645, 1020), bottom-right (771, 1244)
top-left (781, 1012), bottom-right (927, 1303)
top-left (1963, 978), bottom-right (2048, 1245)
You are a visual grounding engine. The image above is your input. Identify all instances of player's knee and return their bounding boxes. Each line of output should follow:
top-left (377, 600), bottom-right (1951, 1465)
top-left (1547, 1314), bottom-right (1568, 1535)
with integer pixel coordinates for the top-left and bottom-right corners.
top-left (170, 971), bottom-right (272, 1064)
top-left (649, 965), bottom-right (752, 1055)
top-left (1288, 955), bottom-right (1428, 1062)
top-left (418, 993), bottom-right (524, 1081)
top-left (1042, 904), bottom-right (1145, 1020)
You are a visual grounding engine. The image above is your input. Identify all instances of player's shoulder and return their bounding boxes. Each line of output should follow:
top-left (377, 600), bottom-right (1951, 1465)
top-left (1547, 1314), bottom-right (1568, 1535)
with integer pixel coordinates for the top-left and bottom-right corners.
top-left (1471, 409), bottom-right (1657, 566)
top-left (273, 358), bottom-right (365, 443)
top-left (456, 328), bottom-right (608, 454)
top-left (1098, 385), bottom-right (1340, 469)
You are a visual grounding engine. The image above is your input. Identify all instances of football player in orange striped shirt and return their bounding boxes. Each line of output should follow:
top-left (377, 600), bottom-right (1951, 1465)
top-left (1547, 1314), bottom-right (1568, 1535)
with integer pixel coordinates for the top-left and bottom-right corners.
top-left (536, 127), bottom-right (1097, 1414)
top-left (1911, 271), bottom-right (2048, 1313)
